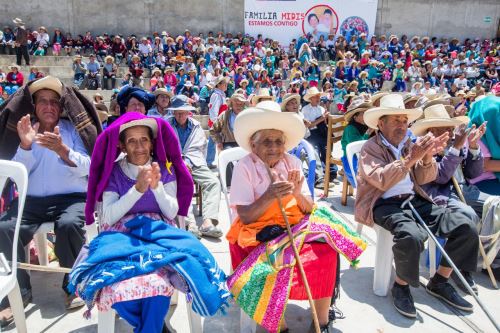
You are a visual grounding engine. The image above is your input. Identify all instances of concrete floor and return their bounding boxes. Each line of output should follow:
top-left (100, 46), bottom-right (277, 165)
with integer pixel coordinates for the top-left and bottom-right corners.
top-left (3, 177), bottom-right (499, 333)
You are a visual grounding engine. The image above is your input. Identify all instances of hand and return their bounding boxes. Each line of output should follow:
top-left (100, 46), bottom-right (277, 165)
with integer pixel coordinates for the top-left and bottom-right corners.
top-left (406, 133), bottom-right (436, 165)
top-left (265, 170), bottom-right (293, 199)
top-left (468, 122), bottom-right (487, 150)
top-left (149, 162), bottom-right (162, 189)
top-left (135, 165), bottom-right (152, 193)
top-left (424, 132), bottom-right (450, 160)
top-left (288, 169), bottom-right (304, 196)
top-left (35, 126), bottom-right (66, 155)
top-left (17, 115), bottom-right (39, 150)
top-left (452, 124), bottom-right (469, 150)
top-left (454, 105), bottom-right (467, 117)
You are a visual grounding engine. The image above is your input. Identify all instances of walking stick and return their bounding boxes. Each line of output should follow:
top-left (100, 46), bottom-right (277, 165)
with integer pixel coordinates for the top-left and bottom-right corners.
top-left (265, 165), bottom-right (321, 333)
top-left (451, 177), bottom-right (498, 289)
top-left (401, 195), bottom-right (500, 332)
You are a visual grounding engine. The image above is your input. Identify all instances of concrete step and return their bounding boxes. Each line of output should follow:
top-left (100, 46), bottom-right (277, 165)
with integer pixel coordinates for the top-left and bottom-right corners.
top-left (0, 54), bottom-right (89, 67)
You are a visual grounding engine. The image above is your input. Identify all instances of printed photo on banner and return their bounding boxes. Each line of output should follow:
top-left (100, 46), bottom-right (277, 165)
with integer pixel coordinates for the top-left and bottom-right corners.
top-left (302, 5), bottom-right (339, 42)
top-left (340, 16), bottom-right (370, 42)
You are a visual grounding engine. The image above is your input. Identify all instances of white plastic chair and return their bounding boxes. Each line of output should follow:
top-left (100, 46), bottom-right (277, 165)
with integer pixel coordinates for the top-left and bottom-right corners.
top-left (217, 148), bottom-right (256, 333)
top-left (346, 140), bottom-right (367, 235)
top-left (0, 160), bottom-right (28, 333)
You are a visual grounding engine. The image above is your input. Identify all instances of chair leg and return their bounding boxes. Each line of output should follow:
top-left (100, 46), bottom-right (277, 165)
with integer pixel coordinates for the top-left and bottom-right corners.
top-left (240, 308), bottom-right (257, 333)
top-left (187, 302), bottom-right (203, 333)
top-left (33, 232), bottom-right (49, 266)
top-left (428, 239), bottom-right (437, 278)
top-left (479, 240), bottom-right (498, 289)
top-left (8, 281), bottom-right (27, 333)
top-left (341, 177), bottom-right (348, 206)
top-left (324, 161), bottom-right (331, 197)
top-left (373, 226), bottom-right (395, 296)
top-left (98, 308), bottom-right (116, 333)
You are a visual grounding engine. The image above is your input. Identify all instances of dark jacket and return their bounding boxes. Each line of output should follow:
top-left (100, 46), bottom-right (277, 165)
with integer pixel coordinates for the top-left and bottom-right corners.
top-left (0, 80), bottom-right (102, 159)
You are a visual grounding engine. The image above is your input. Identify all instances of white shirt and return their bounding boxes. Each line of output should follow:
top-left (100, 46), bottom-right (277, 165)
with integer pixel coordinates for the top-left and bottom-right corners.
top-left (12, 119), bottom-right (90, 196)
top-left (453, 77), bottom-right (468, 89)
top-left (102, 158), bottom-right (178, 226)
top-left (301, 104), bottom-right (325, 126)
top-left (380, 134), bottom-right (415, 199)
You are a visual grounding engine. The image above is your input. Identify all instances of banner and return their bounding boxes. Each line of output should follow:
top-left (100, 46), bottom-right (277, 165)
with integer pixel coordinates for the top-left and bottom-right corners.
top-left (244, 0), bottom-right (378, 48)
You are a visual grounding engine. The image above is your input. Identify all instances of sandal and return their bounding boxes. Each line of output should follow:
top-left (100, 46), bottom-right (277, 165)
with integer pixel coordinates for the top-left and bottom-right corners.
top-left (199, 225), bottom-right (223, 239)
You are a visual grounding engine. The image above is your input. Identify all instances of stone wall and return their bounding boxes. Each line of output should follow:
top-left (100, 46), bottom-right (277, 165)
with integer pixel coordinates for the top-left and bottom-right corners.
top-left (1, 0), bottom-right (499, 40)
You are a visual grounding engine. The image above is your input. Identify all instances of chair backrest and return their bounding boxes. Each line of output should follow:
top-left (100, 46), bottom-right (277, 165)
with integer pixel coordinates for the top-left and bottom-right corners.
top-left (326, 114), bottom-right (346, 161)
top-left (289, 139), bottom-right (316, 199)
top-left (217, 147), bottom-right (249, 222)
top-left (0, 160), bottom-right (28, 277)
top-left (346, 140), bottom-right (367, 188)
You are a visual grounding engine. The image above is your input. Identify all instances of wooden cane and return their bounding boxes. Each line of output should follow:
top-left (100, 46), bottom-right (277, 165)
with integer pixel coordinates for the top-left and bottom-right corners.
top-left (452, 176), bottom-right (498, 288)
top-left (15, 262), bottom-right (72, 273)
top-left (265, 165), bottom-right (321, 333)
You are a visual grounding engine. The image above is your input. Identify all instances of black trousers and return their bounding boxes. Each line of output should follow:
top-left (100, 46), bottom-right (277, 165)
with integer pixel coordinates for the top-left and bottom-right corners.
top-left (373, 195), bottom-right (478, 287)
top-left (0, 193), bottom-right (86, 292)
top-left (15, 45), bottom-right (30, 66)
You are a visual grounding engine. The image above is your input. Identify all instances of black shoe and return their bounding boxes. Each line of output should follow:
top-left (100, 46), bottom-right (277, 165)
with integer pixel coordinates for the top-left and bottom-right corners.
top-left (391, 284), bottom-right (416, 318)
top-left (426, 280), bottom-right (473, 312)
top-left (451, 270), bottom-right (478, 296)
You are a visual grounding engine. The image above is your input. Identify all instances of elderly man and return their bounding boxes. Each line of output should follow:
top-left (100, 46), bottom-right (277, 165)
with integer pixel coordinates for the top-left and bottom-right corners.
top-left (207, 76), bottom-right (229, 168)
top-left (147, 88), bottom-right (173, 118)
top-left (167, 96), bottom-right (223, 239)
top-left (0, 77), bottom-right (92, 326)
top-left (210, 93), bottom-right (246, 151)
top-left (356, 94), bottom-right (479, 318)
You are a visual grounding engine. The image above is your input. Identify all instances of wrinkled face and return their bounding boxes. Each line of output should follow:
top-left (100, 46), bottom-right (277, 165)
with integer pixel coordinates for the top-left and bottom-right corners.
top-left (429, 126), bottom-right (454, 146)
top-left (125, 97), bottom-right (146, 114)
top-left (285, 98), bottom-right (299, 113)
top-left (232, 99), bottom-right (246, 114)
top-left (119, 126), bottom-right (153, 166)
top-left (251, 129), bottom-right (286, 166)
top-left (156, 94), bottom-right (170, 109)
top-left (378, 115), bottom-right (409, 146)
top-left (34, 89), bottom-right (61, 128)
top-left (173, 110), bottom-right (190, 126)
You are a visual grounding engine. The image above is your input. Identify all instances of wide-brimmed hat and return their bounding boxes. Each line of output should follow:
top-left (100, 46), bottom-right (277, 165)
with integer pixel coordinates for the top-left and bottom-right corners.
top-left (213, 76), bottom-right (229, 87)
top-left (39, 26), bottom-right (47, 32)
top-left (151, 67), bottom-right (162, 76)
top-left (364, 94), bottom-right (423, 129)
top-left (280, 93), bottom-right (301, 111)
top-left (153, 88), bottom-right (173, 98)
top-left (234, 100), bottom-right (306, 152)
top-left (9, 64), bottom-right (20, 71)
top-left (230, 93), bottom-right (247, 103)
top-left (119, 118), bottom-right (158, 138)
top-left (239, 79), bottom-right (249, 86)
top-left (168, 95), bottom-right (196, 112)
top-left (370, 92), bottom-right (389, 107)
top-left (251, 89), bottom-right (274, 105)
top-left (12, 18), bottom-right (25, 26)
top-left (28, 76), bottom-right (63, 97)
top-left (344, 97), bottom-right (373, 122)
top-left (131, 54), bottom-right (140, 61)
top-left (184, 81), bottom-right (193, 87)
top-left (410, 104), bottom-right (469, 136)
top-left (304, 87), bottom-right (323, 102)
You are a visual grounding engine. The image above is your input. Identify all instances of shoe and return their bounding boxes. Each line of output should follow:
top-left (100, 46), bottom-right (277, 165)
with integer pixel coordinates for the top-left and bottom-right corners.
top-left (391, 284), bottom-right (416, 318)
top-left (207, 164), bottom-right (217, 170)
top-left (187, 222), bottom-right (202, 239)
top-left (0, 289), bottom-right (32, 328)
top-left (451, 270), bottom-right (478, 296)
top-left (65, 294), bottom-right (85, 310)
top-left (199, 225), bottom-right (223, 239)
top-left (426, 280), bottom-right (473, 312)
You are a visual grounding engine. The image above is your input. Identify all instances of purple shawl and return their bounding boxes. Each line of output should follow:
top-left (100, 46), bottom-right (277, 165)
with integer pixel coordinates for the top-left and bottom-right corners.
top-left (85, 112), bottom-right (193, 225)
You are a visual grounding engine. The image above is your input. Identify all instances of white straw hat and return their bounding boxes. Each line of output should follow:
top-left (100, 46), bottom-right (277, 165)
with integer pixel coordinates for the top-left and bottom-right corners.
top-left (410, 104), bottom-right (469, 136)
top-left (364, 94), bottom-right (422, 129)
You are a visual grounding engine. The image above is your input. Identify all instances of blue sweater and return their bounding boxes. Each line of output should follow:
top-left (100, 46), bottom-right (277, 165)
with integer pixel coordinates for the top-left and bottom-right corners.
top-left (68, 216), bottom-right (230, 316)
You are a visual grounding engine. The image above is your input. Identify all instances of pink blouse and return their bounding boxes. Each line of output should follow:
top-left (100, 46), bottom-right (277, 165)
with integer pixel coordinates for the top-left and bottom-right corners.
top-left (229, 153), bottom-right (310, 222)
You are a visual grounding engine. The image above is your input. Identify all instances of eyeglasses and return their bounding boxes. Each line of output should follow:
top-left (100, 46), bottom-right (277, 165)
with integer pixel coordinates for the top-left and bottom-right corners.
top-left (258, 139), bottom-right (285, 148)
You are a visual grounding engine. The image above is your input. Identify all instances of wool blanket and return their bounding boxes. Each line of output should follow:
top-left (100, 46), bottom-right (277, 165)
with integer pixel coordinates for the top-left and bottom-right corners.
top-left (68, 216), bottom-right (230, 317)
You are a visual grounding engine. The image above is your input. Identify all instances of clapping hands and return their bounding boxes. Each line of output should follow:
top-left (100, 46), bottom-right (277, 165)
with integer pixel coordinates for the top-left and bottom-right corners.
top-left (135, 162), bottom-right (162, 193)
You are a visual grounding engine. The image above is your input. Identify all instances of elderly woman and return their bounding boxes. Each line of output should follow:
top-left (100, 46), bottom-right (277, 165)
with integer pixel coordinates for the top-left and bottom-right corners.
top-left (226, 101), bottom-right (366, 333)
top-left (69, 113), bottom-right (229, 333)
top-left (117, 85), bottom-right (156, 115)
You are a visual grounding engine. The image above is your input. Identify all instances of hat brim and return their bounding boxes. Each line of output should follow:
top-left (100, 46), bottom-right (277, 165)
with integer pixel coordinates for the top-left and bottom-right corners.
top-left (364, 107), bottom-right (423, 129)
top-left (169, 105), bottom-right (196, 112)
top-left (280, 95), bottom-right (301, 111)
top-left (153, 90), bottom-right (173, 98)
top-left (234, 108), bottom-right (306, 152)
top-left (119, 118), bottom-right (158, 138)
top-left (28, 76), bottom-right (63, 97)
top-left (410, 117), bottom-right (469, 136)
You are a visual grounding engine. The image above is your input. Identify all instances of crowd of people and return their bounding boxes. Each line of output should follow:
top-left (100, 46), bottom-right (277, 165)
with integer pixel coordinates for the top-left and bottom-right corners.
top-left (0, 18), bottom-right (499, 333)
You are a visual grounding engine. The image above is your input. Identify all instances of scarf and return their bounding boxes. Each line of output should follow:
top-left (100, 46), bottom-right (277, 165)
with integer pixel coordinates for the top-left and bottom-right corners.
top-left (227, 204), bottom-right (366, 333)
top-left (68, 216), bottom-right (230, 317)
top-left (85, 112), bottom-right (193, 224)
top-left (0, 81), bottom-right (101, 159)
top-left (469, 96), bottom-right (500, 181)
top-left (117, 85), bottom-right (156, 114)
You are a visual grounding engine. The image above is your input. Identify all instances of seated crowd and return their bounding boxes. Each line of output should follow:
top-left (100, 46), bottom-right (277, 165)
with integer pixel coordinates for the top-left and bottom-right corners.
top-left (0, 28), bottom-right (499, 333)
